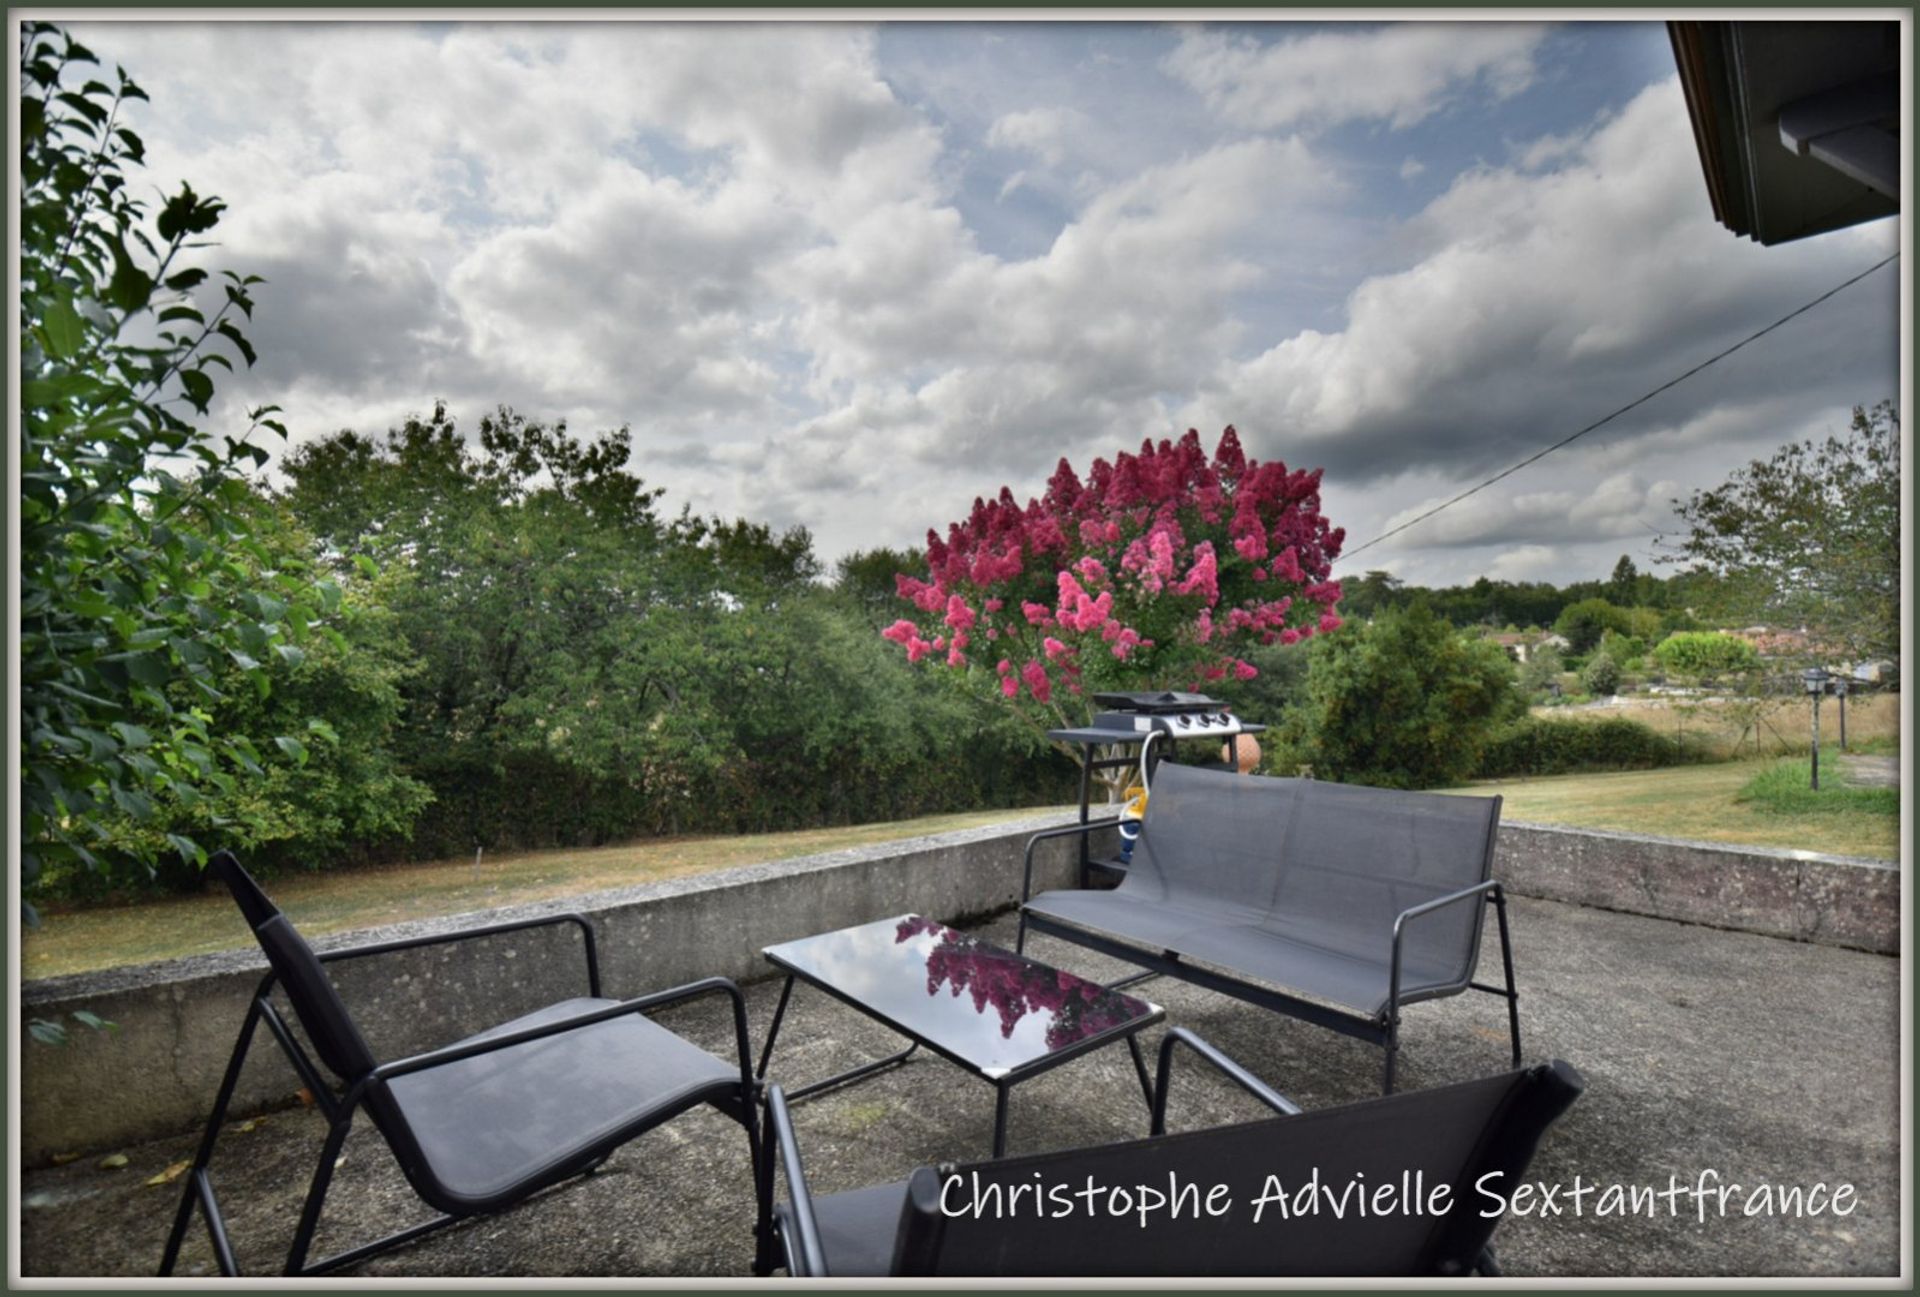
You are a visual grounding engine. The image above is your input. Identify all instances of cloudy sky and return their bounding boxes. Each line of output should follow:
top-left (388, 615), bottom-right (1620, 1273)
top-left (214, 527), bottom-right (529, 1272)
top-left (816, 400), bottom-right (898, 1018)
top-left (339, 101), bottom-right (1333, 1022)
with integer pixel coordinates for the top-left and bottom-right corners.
top-left (76, 17), bottom-right (1901, 587)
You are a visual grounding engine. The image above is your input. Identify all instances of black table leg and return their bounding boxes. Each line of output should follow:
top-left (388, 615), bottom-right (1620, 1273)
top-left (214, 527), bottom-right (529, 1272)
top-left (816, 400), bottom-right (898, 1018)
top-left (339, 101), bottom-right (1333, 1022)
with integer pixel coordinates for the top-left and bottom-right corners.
top-left (754, 975), bottom-right (796, 1081)
top-left (992, 1085), bottom-right (1011, 1159)
top-left (1126, 1035), bottom-right (1154, 1110)
top-left (760, 974), bottom-right (922, 1102)
top-left (786, 1041), bottom-right (920, 1102)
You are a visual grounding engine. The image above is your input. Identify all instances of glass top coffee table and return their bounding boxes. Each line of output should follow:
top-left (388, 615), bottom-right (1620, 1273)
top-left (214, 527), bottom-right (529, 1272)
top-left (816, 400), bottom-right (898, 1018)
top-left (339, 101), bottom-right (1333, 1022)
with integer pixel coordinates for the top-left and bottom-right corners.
top-left (757, 914), bottom-right (1163, 1157)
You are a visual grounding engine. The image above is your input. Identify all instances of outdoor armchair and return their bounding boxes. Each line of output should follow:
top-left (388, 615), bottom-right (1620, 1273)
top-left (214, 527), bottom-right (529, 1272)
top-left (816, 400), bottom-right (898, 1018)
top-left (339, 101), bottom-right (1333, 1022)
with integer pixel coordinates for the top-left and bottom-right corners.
top-left (158, 852), bottom-right (769, 1277)
top-left (765, 1026), bottom-right (1584, 1277)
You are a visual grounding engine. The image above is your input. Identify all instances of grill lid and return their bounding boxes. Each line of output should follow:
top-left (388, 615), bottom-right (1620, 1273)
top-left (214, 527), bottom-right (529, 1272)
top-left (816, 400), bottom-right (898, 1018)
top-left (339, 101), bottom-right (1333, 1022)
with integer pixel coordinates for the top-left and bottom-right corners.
top-left (1090, 690), bottom-right (1222, 714)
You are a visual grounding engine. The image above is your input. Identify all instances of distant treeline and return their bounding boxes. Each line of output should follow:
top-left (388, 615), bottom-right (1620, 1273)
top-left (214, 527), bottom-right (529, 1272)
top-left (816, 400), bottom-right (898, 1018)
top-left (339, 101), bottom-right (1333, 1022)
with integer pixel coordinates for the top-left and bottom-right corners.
top-left (1329, 557), bottom-right (1712, 633)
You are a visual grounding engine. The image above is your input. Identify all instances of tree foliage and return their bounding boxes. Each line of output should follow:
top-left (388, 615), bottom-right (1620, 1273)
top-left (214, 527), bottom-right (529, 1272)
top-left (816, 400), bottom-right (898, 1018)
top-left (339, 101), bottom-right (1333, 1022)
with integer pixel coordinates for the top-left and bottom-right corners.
top-left (277, 407), bottom-right (1067, 857)
top-left (1289, 606), bottom-right (1520, 789)
top-left (1666, 401), bottom-right (1899, 665)
top-left (1552, 598), bottom-right (1659, 655)
top-left (1580, 651), bottom-right (1620, 698)
top-left (883, 428), bottom-right (1345, 744)
top-left (19, 24), bottom-right (328, 905)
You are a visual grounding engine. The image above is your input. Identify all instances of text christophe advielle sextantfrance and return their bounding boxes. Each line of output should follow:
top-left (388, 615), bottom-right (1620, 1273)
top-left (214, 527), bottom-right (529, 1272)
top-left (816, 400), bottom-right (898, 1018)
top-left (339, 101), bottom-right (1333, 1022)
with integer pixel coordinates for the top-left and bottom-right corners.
top-left (938, 1168), bottom-right (1858, 1228)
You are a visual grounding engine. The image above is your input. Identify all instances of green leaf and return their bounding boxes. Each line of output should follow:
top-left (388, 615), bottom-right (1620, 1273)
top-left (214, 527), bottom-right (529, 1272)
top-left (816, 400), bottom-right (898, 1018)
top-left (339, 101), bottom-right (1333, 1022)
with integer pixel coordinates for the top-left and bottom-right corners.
top-left (273, 643), bottom-right (307, 669)
top-left (70, 1011), bottom-right (119, 1034)
top-left (39, 297), bottom-right (86, 359)
top-left (29, 1020), bottom-right (67, 1048)
top-left (55, 91), bottom-right (108, 126)
top-left (179, 368), bottom-right (214, 413)
top-left (215, 320), bottom-right (257, 367)
top-left (273, 735), bottom-right (309, 766)
top-left (110, 722), bottom-right (153, 750)
top-left (164, 268), bottom-right (208, 291)
top-left (123, 652), bottom-right (170, 688)
top-left (108, 241), bottom-right (154, 313)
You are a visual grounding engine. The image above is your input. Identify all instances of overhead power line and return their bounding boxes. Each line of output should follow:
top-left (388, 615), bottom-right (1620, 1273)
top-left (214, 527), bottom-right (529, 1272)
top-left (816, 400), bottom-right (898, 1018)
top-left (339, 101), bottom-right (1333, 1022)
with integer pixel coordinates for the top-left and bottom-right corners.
top-left (1339, 251), bottom-right (1900, 563)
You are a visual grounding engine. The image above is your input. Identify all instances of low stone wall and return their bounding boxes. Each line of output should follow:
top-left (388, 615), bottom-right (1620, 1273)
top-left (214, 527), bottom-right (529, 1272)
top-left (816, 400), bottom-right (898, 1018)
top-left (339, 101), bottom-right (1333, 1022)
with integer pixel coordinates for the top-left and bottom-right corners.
top-left (1496, 819), bottom-right (1899, 955)
top-left (19, 811), bottom-right (1102, 1166)
top-left (20, 811), bottom-right (1898, 1162)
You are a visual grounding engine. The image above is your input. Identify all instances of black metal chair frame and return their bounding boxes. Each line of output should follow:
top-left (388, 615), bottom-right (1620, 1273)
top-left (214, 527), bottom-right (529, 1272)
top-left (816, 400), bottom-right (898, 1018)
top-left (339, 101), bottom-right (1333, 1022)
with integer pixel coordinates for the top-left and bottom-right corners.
top-left (157, 909), bottom-right (770, 1277)
top-left (1016, 818), bottom-right (1522, 1093)
top-left (766, 1026), bottom-right (1532, 1278)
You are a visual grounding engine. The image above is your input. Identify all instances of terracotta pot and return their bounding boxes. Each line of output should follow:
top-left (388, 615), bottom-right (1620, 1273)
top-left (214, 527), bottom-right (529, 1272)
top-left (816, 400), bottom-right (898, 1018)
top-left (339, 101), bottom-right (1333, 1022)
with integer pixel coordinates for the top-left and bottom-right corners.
top-left (1222, 733), bottom-right (1262, 773)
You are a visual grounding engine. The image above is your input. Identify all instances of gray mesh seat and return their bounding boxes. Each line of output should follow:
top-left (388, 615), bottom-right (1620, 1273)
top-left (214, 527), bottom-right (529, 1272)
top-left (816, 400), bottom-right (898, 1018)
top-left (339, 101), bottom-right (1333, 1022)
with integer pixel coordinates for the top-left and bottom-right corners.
top-left (1020, 763), bottom-right (1519, 1091)
top-left (159, 852), bottom-right (771, 1277)
top-left (766, 1027), bottom-right (1585, 1277)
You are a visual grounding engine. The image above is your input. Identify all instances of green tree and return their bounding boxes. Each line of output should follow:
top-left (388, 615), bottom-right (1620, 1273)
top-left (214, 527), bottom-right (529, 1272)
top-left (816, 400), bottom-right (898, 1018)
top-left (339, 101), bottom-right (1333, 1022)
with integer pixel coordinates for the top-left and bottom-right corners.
top-left (1666, 401), bottom-right (1899, 665)
top-left (836, 545), bottom-right (924, 626)
top-left (279, 405), bottom-right (672, 853)
top-left (20, 24), bottom-right (326, 905)
top-left (1517, 643), bottom-right (1565, 699)
top-left (1337, 569), bottom-right (1406, 621)
top-left (1553, 598), bottom-right (1629, 654)
top-left (1290, 606), bottom-right (1520, 789)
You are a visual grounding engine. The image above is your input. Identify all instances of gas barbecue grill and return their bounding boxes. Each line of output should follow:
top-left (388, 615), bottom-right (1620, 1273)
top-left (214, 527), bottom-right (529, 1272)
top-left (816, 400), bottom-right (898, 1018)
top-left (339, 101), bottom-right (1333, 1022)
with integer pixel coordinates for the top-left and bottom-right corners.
top-left (1047, 691), bottom-right (1266, 886)
top-left (1088, 690), bottom-right (1253, 739)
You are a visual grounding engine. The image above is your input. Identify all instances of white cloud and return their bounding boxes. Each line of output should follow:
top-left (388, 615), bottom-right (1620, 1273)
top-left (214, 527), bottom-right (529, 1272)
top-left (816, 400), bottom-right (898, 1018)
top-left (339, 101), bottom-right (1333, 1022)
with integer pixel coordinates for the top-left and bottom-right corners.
top-left (1373, 472), bottom-right (1677, 550)
top-left (986, 106), bottom-right (1090, 168)
top-left (1164, 22), bottom-right (1549, 132)
top-left (1183, 75), bottom-right (1899, 491)
top-left (62, 21), bottom-right (1899, 589)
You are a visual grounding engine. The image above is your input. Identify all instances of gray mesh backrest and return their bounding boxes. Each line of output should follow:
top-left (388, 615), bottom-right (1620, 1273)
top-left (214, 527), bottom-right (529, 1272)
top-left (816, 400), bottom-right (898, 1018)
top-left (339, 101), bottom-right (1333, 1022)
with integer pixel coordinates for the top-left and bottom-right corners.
top-left (212, 852), bottom-right (378, 1083)
top-left (1122, 764), bottom-right (1304, 915)
top-left (905, 1061), bottom-right (1584, 1277)
top-left (1274, 780), bottom-right (1501, 986)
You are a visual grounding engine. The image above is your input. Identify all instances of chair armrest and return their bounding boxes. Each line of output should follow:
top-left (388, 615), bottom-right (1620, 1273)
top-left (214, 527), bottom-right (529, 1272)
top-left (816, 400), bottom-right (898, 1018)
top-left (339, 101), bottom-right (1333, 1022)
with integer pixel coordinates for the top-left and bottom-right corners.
top-left (1151, 1027), bottom-right (1300, 1135)
top-left (1388, 880), bottom-right (1504, 1016)
top-left (1022, 818), bottom-right (1122, 902)
top-left (317, 912), bottom-right (602, 998)
top-left (766, 1084), bottom-right (829, 1277)
top-left (365, 976), bottom-right (752, 1087)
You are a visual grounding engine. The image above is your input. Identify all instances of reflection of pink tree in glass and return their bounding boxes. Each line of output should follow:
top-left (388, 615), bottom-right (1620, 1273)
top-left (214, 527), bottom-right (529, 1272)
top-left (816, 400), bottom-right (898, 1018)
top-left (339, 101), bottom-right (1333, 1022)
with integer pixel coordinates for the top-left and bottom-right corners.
top-left (895, 918), bottom-right (1140, 1050)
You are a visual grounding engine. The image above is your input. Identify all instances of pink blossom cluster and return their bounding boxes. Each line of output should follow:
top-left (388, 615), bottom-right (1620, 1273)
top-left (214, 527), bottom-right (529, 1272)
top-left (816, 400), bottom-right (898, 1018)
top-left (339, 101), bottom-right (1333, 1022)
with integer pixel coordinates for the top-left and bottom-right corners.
top-left (884, 428), bottom-right (1344, 714)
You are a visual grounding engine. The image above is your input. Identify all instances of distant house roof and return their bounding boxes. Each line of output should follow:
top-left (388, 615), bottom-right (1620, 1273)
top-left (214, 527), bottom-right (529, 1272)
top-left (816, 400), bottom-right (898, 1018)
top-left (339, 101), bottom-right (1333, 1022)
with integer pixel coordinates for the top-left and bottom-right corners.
top-left (1669, 20), bottom-right (1900, 244)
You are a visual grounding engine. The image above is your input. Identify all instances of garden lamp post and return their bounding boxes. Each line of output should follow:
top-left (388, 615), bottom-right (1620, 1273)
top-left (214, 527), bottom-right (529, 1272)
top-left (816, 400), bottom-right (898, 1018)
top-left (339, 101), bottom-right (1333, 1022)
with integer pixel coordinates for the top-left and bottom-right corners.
top-left (1801, 666), bottom-right (1829, 790)
top-left (1832, 675), bottom-right (1850, 751)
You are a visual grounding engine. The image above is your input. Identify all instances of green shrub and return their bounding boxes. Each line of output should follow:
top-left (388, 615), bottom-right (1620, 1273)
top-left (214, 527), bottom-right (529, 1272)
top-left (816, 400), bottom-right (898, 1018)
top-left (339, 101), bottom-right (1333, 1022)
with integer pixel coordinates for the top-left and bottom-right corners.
top-left (1652, 631), bottom-right (1759, 679)
top-left (1581, 651), bottom-right (1621, 697)
top-left (1289, 605), bottom-right (1521, 789)
top-left (1476, 716), bottom-right (1689, 778)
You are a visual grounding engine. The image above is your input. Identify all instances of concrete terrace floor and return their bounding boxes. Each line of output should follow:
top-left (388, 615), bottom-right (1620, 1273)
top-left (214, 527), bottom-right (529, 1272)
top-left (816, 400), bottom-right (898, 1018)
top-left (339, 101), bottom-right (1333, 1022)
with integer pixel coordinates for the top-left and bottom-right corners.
top-left (20, 898), bottom-right (1902, 1280)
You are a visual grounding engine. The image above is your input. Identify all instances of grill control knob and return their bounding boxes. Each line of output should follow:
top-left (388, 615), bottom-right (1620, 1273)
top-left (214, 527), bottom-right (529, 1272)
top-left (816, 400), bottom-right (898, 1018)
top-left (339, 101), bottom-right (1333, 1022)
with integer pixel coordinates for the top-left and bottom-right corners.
top-left (1177, 715), bottom-right (1192, 728)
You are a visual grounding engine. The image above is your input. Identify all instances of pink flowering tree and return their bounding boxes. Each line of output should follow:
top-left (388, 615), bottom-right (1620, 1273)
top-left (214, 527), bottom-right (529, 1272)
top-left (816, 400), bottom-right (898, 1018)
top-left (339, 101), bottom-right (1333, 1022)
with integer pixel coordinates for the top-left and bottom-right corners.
top-left (882, 428), bottom-right (1344, 749)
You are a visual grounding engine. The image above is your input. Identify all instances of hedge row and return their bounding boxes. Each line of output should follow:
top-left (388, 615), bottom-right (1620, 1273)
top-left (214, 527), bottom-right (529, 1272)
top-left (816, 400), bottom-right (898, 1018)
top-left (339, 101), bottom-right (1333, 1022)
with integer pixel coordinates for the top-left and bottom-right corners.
top-left (1475, 715), bottom-right (1693, 778)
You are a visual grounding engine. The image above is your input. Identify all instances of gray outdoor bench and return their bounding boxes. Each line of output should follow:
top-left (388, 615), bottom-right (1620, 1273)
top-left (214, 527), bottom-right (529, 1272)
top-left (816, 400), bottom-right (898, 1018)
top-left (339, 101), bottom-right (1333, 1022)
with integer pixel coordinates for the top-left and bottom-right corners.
top-left (1018, 762), bottom-right (1519, 1092)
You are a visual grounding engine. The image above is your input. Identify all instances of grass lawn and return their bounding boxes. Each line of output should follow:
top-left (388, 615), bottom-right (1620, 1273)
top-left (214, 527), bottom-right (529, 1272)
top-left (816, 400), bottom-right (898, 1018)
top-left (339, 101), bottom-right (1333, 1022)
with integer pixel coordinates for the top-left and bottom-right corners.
top-left (1450, 757), bottom-right (1899, 860)
top-left (22, 805), bottom-right (1069, 982)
